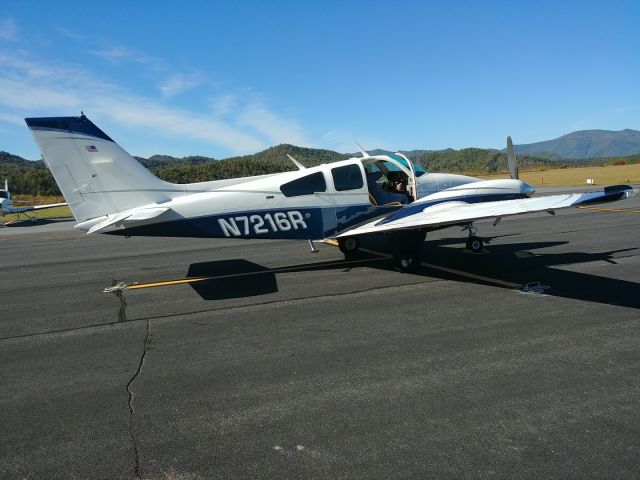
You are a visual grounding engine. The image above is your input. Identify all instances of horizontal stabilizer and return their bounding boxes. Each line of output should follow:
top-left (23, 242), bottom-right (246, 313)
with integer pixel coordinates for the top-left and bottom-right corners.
top-left (31, 202), bottom-right (68, 210)
top-left (83, 206), bottom-right (171, 234)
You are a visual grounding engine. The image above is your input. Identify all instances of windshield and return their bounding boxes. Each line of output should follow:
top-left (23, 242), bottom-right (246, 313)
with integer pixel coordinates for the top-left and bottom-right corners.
top-left (0, 191), bottom-right (7, 198)
top-left (367, 154), bottom-right (426, 177)
top-left (383, 154), bottom-right (426, 176)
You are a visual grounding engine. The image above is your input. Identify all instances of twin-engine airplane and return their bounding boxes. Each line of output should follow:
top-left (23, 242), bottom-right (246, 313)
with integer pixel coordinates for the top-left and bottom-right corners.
top-left (0, 178), bottom-right (67, 222)
top-left (25, 115), bottom-right (635, 272)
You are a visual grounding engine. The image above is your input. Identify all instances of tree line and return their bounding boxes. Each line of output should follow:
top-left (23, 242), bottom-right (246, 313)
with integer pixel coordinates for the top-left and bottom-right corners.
top-left (1, 146), bottom-right (637, 197)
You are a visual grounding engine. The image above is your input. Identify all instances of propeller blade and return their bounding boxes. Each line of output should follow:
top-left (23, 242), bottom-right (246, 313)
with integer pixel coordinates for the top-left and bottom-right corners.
top-left (507, 136), bottom-right (519, 180)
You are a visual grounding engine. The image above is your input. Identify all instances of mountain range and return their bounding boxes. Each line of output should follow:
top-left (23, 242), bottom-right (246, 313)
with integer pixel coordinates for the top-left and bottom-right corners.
top-left (2, 129), bottom-right (639, 196)
top-left (364, 129), bottom-right (640, 161)
top-left (511, 129), bottom-right (640, 159)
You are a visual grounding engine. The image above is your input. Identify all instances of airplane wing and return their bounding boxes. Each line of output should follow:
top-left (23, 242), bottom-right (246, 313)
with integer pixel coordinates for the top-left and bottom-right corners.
top-left (337, 185), bottom-right (636, 237)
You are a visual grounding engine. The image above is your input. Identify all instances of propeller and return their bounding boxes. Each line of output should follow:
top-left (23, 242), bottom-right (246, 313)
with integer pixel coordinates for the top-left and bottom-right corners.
top-left (507, 136), bottom-right (519, 180)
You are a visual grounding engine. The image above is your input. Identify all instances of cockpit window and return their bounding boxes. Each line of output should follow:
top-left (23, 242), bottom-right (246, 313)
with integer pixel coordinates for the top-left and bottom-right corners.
top-left (331, 164), bottom-right (364, 191)
top-left (386, 154), bottom-right (426, 176)
top-left (280, 172), bottom-right (326, 197)
top-left (0, 191), bottom-right (7, 198)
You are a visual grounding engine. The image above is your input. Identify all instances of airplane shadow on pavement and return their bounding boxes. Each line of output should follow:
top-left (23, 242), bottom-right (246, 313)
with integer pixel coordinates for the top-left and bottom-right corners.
top-left (186, 260), bottom-right (278, 300)
top-left (185, 235), bottom-right (639, 310)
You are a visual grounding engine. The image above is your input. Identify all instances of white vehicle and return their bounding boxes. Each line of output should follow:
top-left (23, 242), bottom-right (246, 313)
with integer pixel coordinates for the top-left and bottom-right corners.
top-left (0, 178), bottom-right (67, 222)
top-left (25, 115), bottom-right (635, 272)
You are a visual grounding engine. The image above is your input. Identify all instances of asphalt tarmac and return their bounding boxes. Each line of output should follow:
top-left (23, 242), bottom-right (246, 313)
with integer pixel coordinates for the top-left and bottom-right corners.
top-left (1, 193), bottom-right (639, 479)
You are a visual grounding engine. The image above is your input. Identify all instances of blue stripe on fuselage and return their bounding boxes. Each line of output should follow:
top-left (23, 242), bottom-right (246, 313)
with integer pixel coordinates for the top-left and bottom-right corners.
top-left (108, 203), bottom-right (400, 240)
top-left (107, 193), bottom-right (530, 240)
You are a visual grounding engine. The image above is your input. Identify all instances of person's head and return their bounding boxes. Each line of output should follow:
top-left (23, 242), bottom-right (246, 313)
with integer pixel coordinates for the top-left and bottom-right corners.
top-left (394, 178), bottom-right (405, 192)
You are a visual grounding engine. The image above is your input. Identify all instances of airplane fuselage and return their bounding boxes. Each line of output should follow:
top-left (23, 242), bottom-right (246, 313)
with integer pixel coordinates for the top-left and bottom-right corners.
top-left (74, 159), bottom-right (531, 240)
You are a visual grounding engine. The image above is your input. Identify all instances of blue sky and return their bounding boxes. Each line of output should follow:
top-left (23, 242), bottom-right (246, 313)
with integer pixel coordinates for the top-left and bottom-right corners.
top-left (1, 0), bottom-right (638, 159)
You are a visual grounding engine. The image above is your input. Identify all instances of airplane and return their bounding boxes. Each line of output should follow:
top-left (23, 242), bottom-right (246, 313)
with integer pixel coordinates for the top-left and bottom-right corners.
top-left (24, 114), bottom-right (636, 272)
top-left (0, 178), bottom-right (67, 223)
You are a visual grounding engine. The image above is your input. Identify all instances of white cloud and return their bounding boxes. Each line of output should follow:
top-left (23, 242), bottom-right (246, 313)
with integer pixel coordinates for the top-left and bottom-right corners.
top-left (322, 130), bottom-right (356, 153)
top-left (612, 105), bottom-right (637, 114)
top-left (88, 46), bottom-right (163, 69)
top-left (237, 103), bottom-right (312, 147)
top-left (56, 27), bottom-right (84, 40)
top-left (158, 73), bottom-right (204, 99)
top-left (0, 18), bottom-right (19, 42)
top-left (209, 94), bottom-right (237, 116)
top-left (0, 111), bottom-right (25, 127)
top-left (321, 130), bottom-right (388, 154)
top-left (0, 49), bottom-right (309, 156)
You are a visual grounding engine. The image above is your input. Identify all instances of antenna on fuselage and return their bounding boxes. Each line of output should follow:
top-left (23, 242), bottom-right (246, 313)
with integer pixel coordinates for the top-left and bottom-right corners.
top-left (286, 154), bottom-right (306, 170)
top-left (354, 140), bottom-right (369, 158)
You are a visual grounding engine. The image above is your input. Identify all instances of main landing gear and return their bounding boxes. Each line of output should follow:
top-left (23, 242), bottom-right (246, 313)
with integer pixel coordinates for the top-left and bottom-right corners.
top-left (388, 230), bottom-right (426, 274)
top-left (338, 236), bottom-right (360, 257)
top-left (463, 223), bottom-right (484, 253)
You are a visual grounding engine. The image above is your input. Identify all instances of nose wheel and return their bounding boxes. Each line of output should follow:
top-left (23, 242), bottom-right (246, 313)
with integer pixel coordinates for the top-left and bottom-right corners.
top-left (463, 223), bottom-right (484, 253)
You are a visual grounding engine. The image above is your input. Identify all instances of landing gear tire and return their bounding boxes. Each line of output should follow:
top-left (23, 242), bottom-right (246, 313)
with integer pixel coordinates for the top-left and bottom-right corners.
top-left (466, 235), bottom-right (483, 253)
top-left (338, 236), bottom-right (360, 257)
top-left (393, 253), bottom-right (421, 273)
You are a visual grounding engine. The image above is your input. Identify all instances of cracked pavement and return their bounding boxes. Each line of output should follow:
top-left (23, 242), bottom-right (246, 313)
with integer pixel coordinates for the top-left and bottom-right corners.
top-left (127, 320), bottom-right (150, 479)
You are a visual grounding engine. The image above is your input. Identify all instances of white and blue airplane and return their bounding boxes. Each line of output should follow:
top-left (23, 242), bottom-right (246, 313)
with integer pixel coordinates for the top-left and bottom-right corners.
top-left (25, 115), bottom-right (635, 272)
top-left (1, 178), bottom-right (67, 222)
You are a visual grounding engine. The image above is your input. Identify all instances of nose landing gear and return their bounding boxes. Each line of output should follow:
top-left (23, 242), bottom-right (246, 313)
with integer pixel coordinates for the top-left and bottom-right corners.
top-left (466, 235), bottom-right (484, 253)
top-left (463, 223), bottom-right (484, 253)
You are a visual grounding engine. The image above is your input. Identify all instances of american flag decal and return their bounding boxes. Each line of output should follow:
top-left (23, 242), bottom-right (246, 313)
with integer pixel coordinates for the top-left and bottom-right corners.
top-left (85, 145), bottom-right (98, 152)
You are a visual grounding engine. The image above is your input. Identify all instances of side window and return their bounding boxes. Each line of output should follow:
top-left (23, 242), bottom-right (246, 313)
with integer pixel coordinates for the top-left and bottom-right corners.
top-left (332, 164), bottom-right (364, 191)
top-left (280, 172), bottom-right (326, 197)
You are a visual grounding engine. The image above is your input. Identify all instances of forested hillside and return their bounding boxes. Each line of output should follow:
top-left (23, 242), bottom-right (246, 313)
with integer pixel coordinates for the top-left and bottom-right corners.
top-left (2, 145), bottom-right (638, 197)
top-left (0, 152), bottom-right (59, 196)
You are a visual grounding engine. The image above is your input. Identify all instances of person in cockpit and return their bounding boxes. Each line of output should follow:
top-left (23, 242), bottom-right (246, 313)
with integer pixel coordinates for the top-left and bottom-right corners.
top-left (366, 171), bottom-right (409, 205)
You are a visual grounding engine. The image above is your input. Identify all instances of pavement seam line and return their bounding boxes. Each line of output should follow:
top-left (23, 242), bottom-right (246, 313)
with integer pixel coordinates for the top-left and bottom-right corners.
top-left (0, 280), bottom-right (434, 342)
top-left (126, 319), bottom-right (150, 480)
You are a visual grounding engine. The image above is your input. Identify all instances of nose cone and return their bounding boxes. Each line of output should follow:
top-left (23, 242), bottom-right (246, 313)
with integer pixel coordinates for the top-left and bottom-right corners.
top-left (523, 182), bottom-right (536, 197)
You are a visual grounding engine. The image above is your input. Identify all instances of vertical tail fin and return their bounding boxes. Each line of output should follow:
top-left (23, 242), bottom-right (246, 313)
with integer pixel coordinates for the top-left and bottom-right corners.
top-left (25, 115), bottom-right (180, 222)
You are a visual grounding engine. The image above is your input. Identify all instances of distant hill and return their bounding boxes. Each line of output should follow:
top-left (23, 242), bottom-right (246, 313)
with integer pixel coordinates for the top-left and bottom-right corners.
top-left (2, 131), bottom-right (639, 196)
top-left (0, 151), bottom-right (44, 166)
top-left (0, 151), bottom-right (56, 195)
top-left (135, 155), bottom-right (213, 169)
top-left (349, 148), bottom-right (455, 159)
top-left (513, 129), bottom-right (640, 159)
